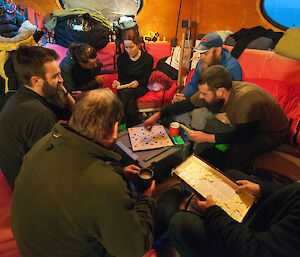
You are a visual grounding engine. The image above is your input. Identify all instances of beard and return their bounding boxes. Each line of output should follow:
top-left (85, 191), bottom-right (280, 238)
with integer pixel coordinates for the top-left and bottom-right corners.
top-left (206, 98), bottom-right (225, 113)
top-left (199, 61), bottom-right (209, 75)
top-left (42, 81), bottom-right (66, 108)
top-left (199, 52), bottom-right (220, 74)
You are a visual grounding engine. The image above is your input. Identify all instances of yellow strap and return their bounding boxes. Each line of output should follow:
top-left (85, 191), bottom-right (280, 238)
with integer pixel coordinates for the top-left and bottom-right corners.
top-left (0, 51), bottom-right (9, 93)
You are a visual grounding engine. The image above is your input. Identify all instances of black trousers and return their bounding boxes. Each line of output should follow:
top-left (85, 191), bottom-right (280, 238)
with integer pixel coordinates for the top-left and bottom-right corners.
top-left (117, 87), bottom-right (148, 127)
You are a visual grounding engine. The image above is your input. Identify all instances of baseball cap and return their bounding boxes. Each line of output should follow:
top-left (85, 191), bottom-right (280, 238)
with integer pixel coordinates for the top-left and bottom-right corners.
top-left (195, 33), bottom-right (223, 53)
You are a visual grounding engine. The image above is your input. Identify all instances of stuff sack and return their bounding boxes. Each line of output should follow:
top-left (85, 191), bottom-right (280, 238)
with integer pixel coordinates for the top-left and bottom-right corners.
top-left (113, 18), bottom-right (146, 69)
top-left (54, 14), bottom-right (109, 50)
top-left (16, 5), bottom-right (44, 30)
top-left (114, 19), bottom-right (138, 55)
top-left (156, 57), bottom-right (178, 81)
top-left (0, 0), bottom-right (25, 38)
top-left (274, 27), bottom-right (300, 61)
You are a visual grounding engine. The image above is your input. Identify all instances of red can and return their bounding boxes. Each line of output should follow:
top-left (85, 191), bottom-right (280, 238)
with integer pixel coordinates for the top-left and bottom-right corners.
top-left (169, 122), bottom-right (180, 137)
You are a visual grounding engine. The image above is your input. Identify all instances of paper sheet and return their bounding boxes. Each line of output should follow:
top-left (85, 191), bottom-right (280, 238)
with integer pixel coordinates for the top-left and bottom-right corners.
top-left (174, 155), bottom-right (255, 222)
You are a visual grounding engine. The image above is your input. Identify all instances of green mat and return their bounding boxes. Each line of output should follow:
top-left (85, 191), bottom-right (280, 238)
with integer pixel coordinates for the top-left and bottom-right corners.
top-left (119, 123), bottom-right (127, 131)
top-left (215, 144), bottom-right (229, 152)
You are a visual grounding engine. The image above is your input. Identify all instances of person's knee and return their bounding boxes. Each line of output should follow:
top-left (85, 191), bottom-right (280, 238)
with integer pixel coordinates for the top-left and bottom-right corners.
top-left (192, 107), bottom-right (213, 119)
top-left (169, 211), bottom-right (202, 240)
top-left (190, 108), bottom-right (213, 130)
top-left (169, 211), bottom-right (188, 237)
top-left (203, 117), bottom-right (233, 133)
top-left (224, 146), bottom-right (255, 172)
top-left (176, 112), bottom-right (192, 127)
top-left (170, 211), bottom-right (210, 255)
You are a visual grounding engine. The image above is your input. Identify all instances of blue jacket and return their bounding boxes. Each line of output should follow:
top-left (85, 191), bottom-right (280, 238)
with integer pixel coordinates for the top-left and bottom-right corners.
top-left (182, 48), bottom-right (243, 99)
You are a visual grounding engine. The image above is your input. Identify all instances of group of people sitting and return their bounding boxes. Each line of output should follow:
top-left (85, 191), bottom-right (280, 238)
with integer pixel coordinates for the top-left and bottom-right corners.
top-left (0, 28), bottom-right (299, 257)
top-left (59, 28), bottom-right (153, 128)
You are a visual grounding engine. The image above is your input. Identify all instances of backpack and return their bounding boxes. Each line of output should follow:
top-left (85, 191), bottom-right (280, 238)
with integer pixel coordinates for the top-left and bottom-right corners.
top-left (113, 18), bottom-right (146, 69)
top-left (114, 19), bottom-right (138, 55)
top-left (0, 0), bottom-right (25, 38)
top-left (54, 13), bottom-right (109, 50)
top-left (156, 57), bottom-right (178, 81)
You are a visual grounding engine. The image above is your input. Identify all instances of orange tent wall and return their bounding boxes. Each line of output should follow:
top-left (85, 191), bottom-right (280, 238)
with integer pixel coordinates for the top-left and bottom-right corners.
top-left (14, 0), bottom-right (59, 16)
top-left (14, 0), bottom-right (283, 42)
top-left (137, 0), bottom-right (283, 42)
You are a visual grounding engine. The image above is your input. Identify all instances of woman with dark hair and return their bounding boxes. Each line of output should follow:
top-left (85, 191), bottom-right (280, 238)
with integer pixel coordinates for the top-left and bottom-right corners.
top-left (59, 43), bottom-right (104, 92)
top-left (112, 29), bottom-right (154, 127)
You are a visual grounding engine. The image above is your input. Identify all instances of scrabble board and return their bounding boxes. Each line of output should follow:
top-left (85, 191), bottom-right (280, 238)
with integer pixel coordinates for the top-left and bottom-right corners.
top-left (128, 125), bottom-right (173, 151)
top-left (173, 154), bottom-right (255, 222)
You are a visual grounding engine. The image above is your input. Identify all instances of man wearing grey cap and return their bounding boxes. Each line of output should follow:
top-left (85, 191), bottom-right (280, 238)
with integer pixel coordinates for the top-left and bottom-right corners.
top-left (173, 32), bottom-right (243, 131)
top-left (174, 32), bottom-right (242, 101)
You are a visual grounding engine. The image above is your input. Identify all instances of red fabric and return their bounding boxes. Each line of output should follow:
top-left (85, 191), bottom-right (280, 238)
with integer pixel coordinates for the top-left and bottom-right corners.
top-left (185, 68), bottom-right (195, 88)
top-left (102, 73), bottom-right (118, 94)
top-left (148, 71), bottom-right (174, 90)
top-left (102, 72), bottom-right (177, 105)
top-left (143, 249), bottom-right (157, 257)
top-left (223, 45), bottom-right (300, 86)
top-left (245, 78), bottom-right (300, 145)
top-left (17, 5), bottom-right (44, 30)
top-left (47, 42), bottom-right (171, 72)
top-left (144, 42), bottom-right (172, 67)
top-left (46, 42), bottom-right (116, 71)
top-left (97, 43), bottom-right (117, 72)
top-left (0, 171), bottom-right (20, 257)
top-left (245, 78), bottom-right (292, 111)
top-left (138, 82), bottom-right (177, 102)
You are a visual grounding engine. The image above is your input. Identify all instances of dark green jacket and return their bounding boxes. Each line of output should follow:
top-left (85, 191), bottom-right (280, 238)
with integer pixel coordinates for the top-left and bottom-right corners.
top-left (11, 122), bottom-right (156, 257)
